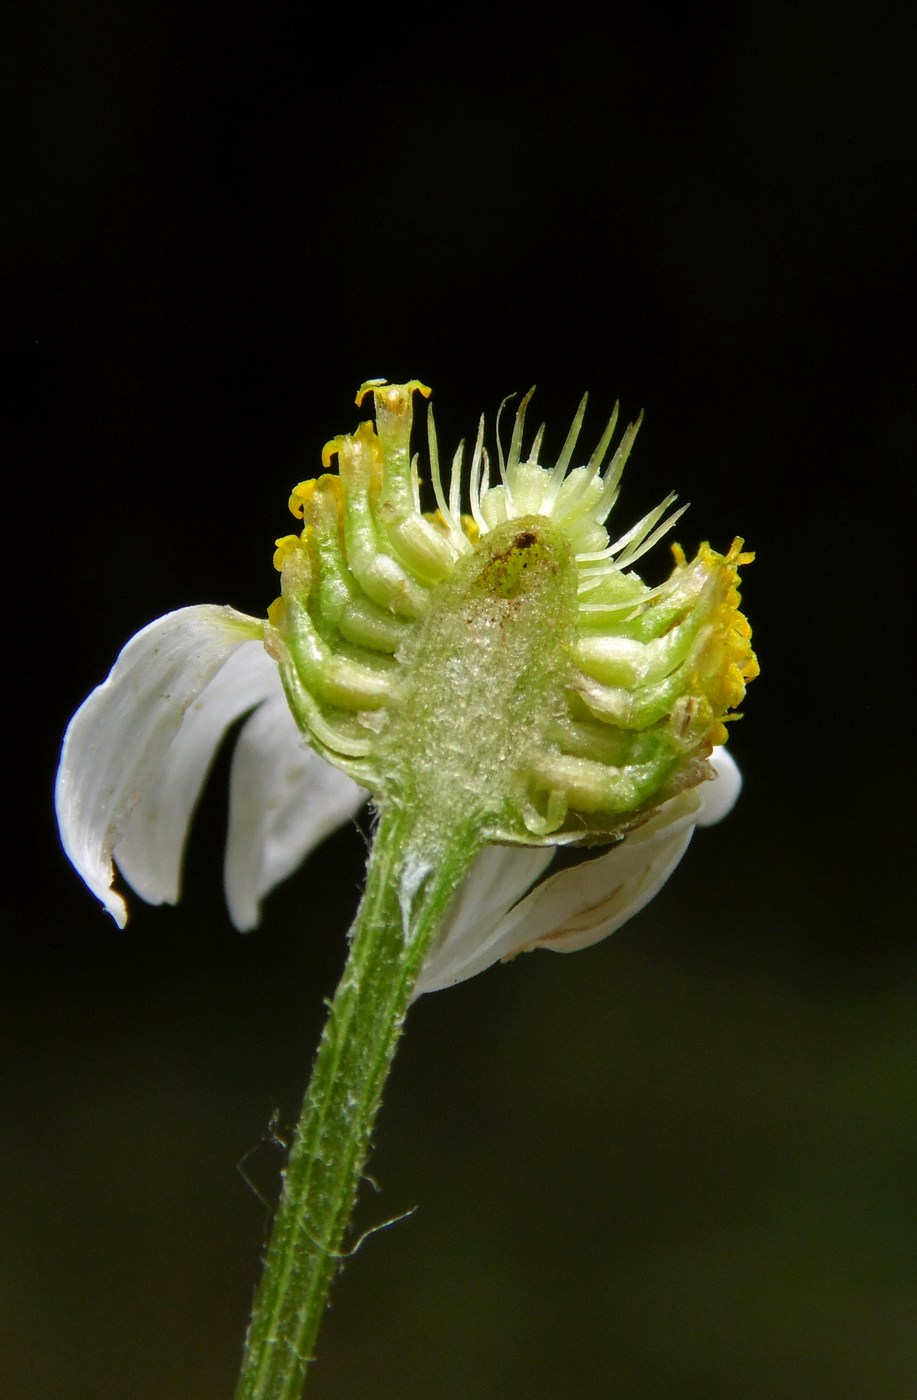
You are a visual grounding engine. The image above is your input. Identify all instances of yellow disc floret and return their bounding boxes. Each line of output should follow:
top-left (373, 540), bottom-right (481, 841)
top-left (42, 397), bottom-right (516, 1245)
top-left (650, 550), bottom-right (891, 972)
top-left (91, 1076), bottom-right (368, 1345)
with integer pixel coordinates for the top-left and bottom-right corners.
top-left (669, 537), bottom-right (759, 747)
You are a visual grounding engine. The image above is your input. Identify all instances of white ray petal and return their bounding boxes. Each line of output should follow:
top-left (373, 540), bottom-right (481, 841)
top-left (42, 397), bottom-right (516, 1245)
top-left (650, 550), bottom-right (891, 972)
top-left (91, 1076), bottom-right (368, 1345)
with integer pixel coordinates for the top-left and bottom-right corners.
top-left (55, 604), bottom-right (263, 927)
top-left (225, 690), bottom-right (366, 931)
top-left (415, 749), bottom-right (748, 996)
top-left (114, 638), bottom-right (281, 910)
top-left (513, 793), bottom-right (700, 955)
top-left (414, 844), bottom-right (553, 997)
top-left (512, 800), bottom-right (700, 952)
top-left (695, 746), bottom-right (742, 826)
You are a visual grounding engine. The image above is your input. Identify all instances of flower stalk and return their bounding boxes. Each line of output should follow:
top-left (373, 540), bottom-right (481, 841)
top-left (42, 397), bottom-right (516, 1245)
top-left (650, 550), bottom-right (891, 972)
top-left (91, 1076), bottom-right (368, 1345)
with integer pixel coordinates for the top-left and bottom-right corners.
top-left (236, 806), bottom-right (480, 1399)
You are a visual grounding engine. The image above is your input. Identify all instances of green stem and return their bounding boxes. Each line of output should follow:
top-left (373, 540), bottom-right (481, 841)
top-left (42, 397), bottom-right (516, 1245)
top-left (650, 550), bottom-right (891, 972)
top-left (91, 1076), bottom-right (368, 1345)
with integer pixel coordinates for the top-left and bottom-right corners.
top-left (235, 803), bottom-right (479, 1400)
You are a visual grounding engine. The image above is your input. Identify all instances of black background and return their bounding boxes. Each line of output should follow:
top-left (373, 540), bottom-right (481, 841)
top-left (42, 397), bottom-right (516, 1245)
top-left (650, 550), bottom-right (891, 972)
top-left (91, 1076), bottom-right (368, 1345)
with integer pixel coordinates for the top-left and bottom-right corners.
top-left (5, 5), bottom-right (916, 1398)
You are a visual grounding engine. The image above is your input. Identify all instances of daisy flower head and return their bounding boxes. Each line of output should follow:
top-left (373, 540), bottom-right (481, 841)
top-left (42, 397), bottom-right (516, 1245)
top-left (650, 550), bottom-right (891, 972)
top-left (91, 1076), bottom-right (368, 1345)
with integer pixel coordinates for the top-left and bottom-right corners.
top-left (56, 380), bottom-right (756, 992)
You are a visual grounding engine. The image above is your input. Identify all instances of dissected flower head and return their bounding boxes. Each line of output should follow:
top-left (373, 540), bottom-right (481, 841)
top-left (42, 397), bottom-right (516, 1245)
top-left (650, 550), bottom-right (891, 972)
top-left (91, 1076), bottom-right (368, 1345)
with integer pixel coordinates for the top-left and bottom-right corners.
top-left (268, 379), bottom-right (757, 848)
top-left (55, 379), bottom-right (756, 993)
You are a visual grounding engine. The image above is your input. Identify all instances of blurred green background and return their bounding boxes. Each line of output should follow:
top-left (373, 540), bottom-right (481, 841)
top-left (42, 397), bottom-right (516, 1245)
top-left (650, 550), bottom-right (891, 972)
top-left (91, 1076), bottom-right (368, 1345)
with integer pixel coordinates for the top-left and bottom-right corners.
top-left (5, 5), bottom-right (916, 1398)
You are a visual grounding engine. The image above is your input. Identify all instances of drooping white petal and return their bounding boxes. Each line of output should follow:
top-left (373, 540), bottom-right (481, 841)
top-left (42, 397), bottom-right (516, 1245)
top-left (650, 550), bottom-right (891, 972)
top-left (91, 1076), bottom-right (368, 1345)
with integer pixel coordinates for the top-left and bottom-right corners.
top-left (530, 752), bottom-right (742, 956)
top-left (224, 688), bottom-right (366, 931)
top-left (417, 750), bottom-right (744, 995)
top-left (512, 790), bottom-right (702, 955)
top-left (114, 637), bottom-right (282, 910)
top-left (414, 844), bottom-right (554, 997)
top-left (55, 604), bottom-right (264, 927)
top-left (695, 746), bottom-right (742, 826)
top-left (417, 791), bottom-right (698, 995)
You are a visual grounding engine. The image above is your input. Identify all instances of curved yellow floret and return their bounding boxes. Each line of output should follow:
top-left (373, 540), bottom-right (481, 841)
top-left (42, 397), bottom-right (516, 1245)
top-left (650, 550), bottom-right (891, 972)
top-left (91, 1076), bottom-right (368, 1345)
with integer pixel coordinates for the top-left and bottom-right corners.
top-left (355, 378), bottom-right (431, 408)
top-left (272, 534), bottom-right (303, 572)
top-left (672, 537), bottom-right (759, 748)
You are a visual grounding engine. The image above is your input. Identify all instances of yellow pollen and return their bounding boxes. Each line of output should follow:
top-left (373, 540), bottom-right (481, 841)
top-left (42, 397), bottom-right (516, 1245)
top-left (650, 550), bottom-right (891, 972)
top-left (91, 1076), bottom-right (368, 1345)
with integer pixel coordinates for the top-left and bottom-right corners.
top-left (423, 509), bottom-right (480, 543)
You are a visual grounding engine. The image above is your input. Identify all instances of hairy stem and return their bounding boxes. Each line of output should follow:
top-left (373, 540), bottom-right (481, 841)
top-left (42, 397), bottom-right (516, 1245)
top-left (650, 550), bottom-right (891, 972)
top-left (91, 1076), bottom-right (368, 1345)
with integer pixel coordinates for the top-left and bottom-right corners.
top-left (235, 804), bottom-right (478, 1400)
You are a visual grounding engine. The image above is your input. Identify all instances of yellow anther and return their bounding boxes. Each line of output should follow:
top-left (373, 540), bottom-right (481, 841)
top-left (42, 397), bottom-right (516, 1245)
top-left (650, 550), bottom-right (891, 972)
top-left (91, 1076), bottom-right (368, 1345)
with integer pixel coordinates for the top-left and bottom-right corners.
top-left (726, 536), bottom-right (756, 568)
top-left (321, 437), bottom-right (345, 470)
top-left (273, 534), bottom-right (302, 572)
top-left (460, 513), bottom-right (480, 543)
top-left (354, 378), bottom-right (388, 405)
top-left (289, 480), bottom-right (318, 518)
